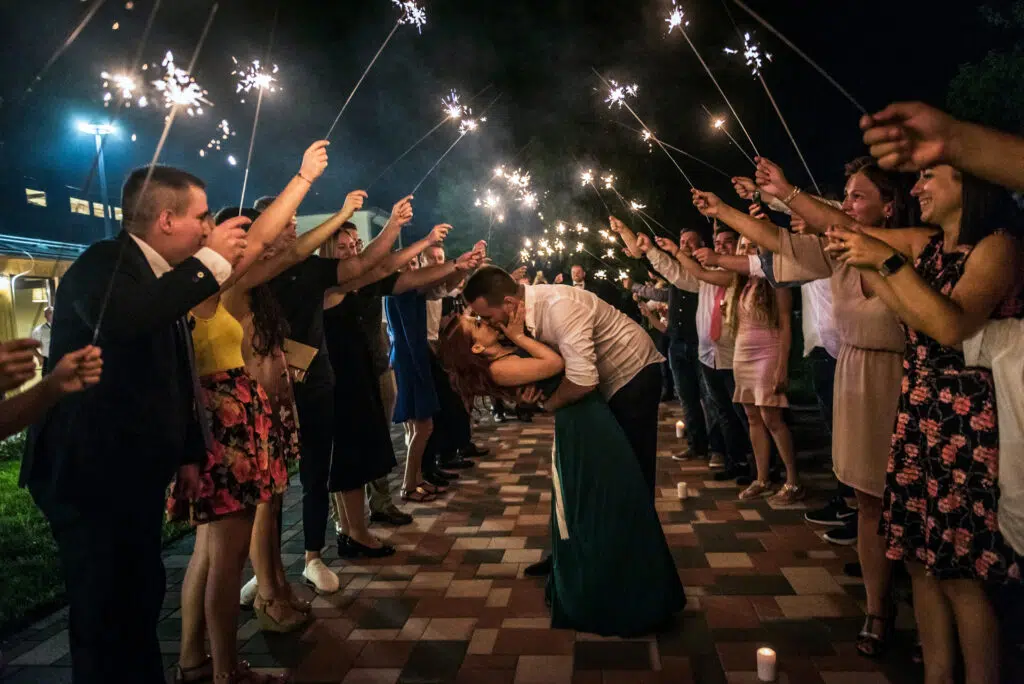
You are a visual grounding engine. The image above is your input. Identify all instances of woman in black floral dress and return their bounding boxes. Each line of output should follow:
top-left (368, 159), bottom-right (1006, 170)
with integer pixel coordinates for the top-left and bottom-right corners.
top-left (827, 165), bottom-right (1022, 684)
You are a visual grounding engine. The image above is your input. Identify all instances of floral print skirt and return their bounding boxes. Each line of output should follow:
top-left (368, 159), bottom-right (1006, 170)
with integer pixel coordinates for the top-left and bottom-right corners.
top-left (167, 368), bottom-right (286, 525)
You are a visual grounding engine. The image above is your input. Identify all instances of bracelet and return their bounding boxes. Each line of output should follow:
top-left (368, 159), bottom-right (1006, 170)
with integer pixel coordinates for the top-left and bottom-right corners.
top-left (296, 173), bottom-right (312, 185)
top-left (781, 186), bottom-right (802, 205)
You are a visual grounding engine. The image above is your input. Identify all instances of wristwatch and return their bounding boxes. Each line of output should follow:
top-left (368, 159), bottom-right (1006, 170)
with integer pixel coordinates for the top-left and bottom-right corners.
top-left (878, 252), bottom-right (908, 277)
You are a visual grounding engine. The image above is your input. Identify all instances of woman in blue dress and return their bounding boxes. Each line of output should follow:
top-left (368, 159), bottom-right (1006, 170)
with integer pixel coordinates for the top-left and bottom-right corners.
top-left (438, 304), bottom-right (685, 637)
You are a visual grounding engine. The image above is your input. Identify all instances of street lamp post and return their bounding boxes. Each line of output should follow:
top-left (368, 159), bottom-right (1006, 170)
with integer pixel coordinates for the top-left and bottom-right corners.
top-left (76, 122), bottom-right (118, 239)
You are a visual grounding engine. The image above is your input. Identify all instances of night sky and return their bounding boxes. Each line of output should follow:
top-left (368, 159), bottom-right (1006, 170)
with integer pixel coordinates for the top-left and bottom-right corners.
top-left (0, 0), bottom-right (1007, 262)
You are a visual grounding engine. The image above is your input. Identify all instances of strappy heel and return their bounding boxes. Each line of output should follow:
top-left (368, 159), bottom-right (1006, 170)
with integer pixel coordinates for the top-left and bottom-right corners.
top-left (400, 484), bottom-right (437, 502)
top-left (856, 613), bottom-right (894, 658)
top-left (174, 655), bottom-right (213, 684)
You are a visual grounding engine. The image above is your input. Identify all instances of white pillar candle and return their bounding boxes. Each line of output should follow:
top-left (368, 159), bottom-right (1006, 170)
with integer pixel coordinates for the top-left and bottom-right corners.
top-left (756, 647), bottom-right (777, 682)
top-left (675, 420), bottom-right (685, 439)
top-left (677, 482), bottom-right (688, 499)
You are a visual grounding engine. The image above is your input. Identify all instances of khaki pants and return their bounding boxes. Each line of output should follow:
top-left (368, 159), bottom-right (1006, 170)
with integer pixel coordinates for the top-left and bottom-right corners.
top-left (332, 369), bottom-right (399, 529)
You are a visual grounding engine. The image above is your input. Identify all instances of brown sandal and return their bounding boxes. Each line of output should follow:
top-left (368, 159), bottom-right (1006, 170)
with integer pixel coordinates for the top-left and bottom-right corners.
top-left (400, 485), bottom-right (436, 502)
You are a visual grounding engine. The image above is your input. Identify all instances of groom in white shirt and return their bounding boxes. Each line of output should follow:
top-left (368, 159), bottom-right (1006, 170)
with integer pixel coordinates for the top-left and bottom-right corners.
top-left (464, 266), bottom-right (664, 490)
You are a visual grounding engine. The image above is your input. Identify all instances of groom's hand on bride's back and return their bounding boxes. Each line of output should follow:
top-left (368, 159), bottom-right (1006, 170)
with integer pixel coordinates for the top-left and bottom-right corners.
top-left (516, 385), bottom-right (544, 407)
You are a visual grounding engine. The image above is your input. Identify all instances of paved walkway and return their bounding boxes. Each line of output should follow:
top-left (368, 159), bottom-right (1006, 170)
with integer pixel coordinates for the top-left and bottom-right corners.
top-left (1, 405), bottom-right (927, 683)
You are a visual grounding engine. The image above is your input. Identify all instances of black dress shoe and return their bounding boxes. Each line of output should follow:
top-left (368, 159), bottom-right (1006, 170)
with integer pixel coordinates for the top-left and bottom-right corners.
top-left (436, 468), bottom-right (460, 481)
top-left (369, 508), bottom-right (414, 526)
top-left (439, 456), bottom-right (473, 470)
top-left (524, 556), bottom-right (552, 577)
top-left (462, 443), bottom-right (490, 457)
top-left (422, 471), bottom-right (452, 489)
top-left (337, 533), bottom-right (396, 559)
top-left (713, 466), bottom-right (746, 481)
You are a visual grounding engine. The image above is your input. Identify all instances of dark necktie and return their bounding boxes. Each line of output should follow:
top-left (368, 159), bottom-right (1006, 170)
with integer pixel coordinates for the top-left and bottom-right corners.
top-left (177, 317), bottom-right (214, 451)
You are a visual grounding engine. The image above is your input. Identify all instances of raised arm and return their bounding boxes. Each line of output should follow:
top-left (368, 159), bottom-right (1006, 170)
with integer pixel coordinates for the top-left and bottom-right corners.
top-left (625, 230), bottom-right (699, 293)
top-left (674, 248), bottom-right (733, 287)
top-left (862, 102), bottom-right (1024, 193)
top-left (693, 247), bottom-right (751, 276)
top-left (639, 301), bottom-right (668, 333)
top-left (224, 141), bottom-right (330, 291)
top-left (608, 216), bottom-right (644, 258)
top-left (488, 302), bottom-right (565, 387)
top-left (827, 225), bottom-right (1021, 346)
top-left (691, 188), bottom-right (785, 253)
top-left (754, 157), bottom-right (856, 235)
top-left (334, 195), bottom-right (413, 284)
top-left (240, 189), bottom-right (367, 290)
top-left (392, 246), bottom-right (484, 295)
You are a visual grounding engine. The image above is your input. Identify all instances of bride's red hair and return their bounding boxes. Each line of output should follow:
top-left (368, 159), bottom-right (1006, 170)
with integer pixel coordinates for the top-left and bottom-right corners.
top-left (437, 314), bottom-right (514, 410)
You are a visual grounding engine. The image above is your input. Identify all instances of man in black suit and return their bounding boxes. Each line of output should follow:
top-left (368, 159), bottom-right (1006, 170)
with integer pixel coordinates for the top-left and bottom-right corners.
top-left (21, 166), bottom-right (247, 684)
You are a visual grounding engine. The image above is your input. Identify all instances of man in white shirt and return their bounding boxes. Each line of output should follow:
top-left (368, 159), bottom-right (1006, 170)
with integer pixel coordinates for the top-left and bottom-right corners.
top-left (31, 306), bottom-right (53, 370)
top-left (464, 266), bottom-right (664, 490)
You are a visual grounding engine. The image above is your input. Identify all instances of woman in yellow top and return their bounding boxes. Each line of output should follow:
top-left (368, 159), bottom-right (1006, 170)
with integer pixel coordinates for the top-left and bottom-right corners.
top-left (168, 141), bottom-right (338, 684)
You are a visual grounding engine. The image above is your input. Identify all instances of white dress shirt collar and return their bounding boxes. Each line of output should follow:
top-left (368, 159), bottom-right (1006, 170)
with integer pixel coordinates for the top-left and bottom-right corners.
top-left (129, 233), bottom-right (172, 278)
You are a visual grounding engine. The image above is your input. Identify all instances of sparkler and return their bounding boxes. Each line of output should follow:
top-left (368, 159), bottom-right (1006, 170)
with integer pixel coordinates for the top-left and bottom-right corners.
top-left (101, 71), bottom-right (146, 107)
top-left (602, 174), bottom-right (615, 190)
top-left (665, 1), bottom-right (760, 157)
top-left (593, 69), bottom-right (696, 191)
top-left (704, 107), bottom-right (754, 166)
top-left (410, 111), bottom-right (485, 194)
top-left (368, 85), bottom-right (492, 189)
top-left (200, 118), bottom-right (234, 157)
top-left (730, 0), bottom-right (867, 114)
top-left (91, 2), bottom-right (219, 344)
top-left (604, 80), bottom-right (638, 109)
top-left (521, 191), bottom-right (538, 209)
top-left (325, 0), bottom-right (428, 140)
top-left (153, 51), bottom-right (210, 116)
top-left (723, 33), bottom-right (822, 194)
top-left (618, 122), bottom-right (733, 179)
top-left (232, 57), bottom-right (278, 102)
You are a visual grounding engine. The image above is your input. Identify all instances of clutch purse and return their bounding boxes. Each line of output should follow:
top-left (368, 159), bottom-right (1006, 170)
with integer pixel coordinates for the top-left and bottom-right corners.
top-left (283, 339), bottom-right (318, 384)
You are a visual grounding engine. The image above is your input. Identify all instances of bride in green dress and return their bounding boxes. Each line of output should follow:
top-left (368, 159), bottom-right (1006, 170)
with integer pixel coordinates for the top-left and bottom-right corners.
top-left (438, 304), bottom-right (685, 637)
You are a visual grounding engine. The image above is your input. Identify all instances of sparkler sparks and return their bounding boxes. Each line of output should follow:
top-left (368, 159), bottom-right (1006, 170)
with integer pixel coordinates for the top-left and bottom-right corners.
top-left (153, 51), bottom-right (210, 116)
top-left (520, 192), bottom-right (537, 209)
top-left (604, 248), bottom-right (616, 260)
top-left (594, 270), bottom-right (607, 280)
top-left (442, 90), bottom-right (466, 119)
top-left (200, 119), bottom-right (235, 157)
top-left (713, 118), bottom-right (725, 129)
top-left (227, 155), bottom-right (237, 166)
top-left (390, 0), bottom-right (427, 33)
top-left (664, 0), bottom-right (689, 33)
top-left (580, 170), bottom-right (594, 187)
top-left (101, 71), bottom-right (145, 107)
top-left (602, 174), bottom-right (615, 190)
top-left (604, 80), bottom-right (638, 109)
top-left (618, 270), bottom-right (630, 281)
top-left (630, 199), bottom-right (646, 211)
top-left (576, 242), bottom-right (584, 253)
top-left (575, 223), bottom-right (589, 234)
top-left (725, 32), bottom-right (772, 77)
top-left (231, 57), bottom-right (279, 101)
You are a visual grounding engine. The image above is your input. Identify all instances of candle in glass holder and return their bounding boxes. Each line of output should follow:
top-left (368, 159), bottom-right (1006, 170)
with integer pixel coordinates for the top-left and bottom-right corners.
top-left (756, 647), bottom-right (777, 682)
top-left (675, 420), bottom-right (685, 439)
top-left (677, 482), bottom-right (688, 499)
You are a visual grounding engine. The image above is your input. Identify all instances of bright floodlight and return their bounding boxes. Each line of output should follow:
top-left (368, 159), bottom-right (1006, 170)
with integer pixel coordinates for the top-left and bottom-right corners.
top-left (77, 121), bottom-right (118, 136)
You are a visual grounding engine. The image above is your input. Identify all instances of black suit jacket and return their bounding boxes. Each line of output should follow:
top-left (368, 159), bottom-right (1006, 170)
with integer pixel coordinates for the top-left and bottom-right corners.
top-left (21, 232), bottom-right (220, 509)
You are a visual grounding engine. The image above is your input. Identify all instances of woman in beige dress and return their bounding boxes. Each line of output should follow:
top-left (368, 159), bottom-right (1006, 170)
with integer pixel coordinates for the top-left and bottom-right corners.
top-left (691, 156), bottom-right (920, 658)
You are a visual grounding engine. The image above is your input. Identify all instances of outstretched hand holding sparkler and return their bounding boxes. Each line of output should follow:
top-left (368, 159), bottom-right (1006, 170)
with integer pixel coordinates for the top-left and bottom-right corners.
top-left (753, 157), bottom-right (797, 202)
top-left (428, 224), bottom-right (452, 244)
top-left (386, 195), bottom-right (415, 229)
top-left (653, 235), bottom-right (679, 256)
top-left (731, 176), bottom-right (759, 202)
top-left (859, 102), bottom-right (959, 173)
top-left (298, 140), bottom-right (330, 183)
top-left (340, 190), bottom-right (368, 221)
top-left (691, 189), bottom-right (724, 218)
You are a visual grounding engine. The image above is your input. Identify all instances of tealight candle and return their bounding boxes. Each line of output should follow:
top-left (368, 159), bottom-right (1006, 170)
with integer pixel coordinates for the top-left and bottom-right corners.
top-left (756, 647), bottom-right (777, 682)
top-left (675, 420), bottom-right (685, 439)
top-left (677, 482), bottom-right (688, 499)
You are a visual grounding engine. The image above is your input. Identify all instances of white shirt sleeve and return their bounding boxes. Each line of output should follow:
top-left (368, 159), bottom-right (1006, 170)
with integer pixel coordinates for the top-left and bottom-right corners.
top-left (645, 248), bottom-right (700, 293)
top-left (748, 254), bottom-right (765, 278)
top-left (545, 298), bottom-right (600, 388)
top-left (193, 247), bottom-right (233, 285)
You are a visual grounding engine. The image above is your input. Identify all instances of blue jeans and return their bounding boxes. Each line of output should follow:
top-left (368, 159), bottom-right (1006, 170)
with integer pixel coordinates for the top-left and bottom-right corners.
top-left (700, 364), bottom-right (751, 471)
top-left (667, 339), bottom-right (708, 456)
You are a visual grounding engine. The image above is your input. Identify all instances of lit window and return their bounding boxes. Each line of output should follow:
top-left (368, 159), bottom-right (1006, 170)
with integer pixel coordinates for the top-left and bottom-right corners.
top-left (69, 198), bottom-right (90, 215)
top-left (114, 207), bottom-right (123, 221)
top-left (92, 202), bottom-right (106, 218)
top-left (25, 189), bottom-right (46, 207)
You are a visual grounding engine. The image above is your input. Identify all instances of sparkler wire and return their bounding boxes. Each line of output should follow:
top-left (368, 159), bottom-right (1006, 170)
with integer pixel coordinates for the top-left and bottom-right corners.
top-left (409, 93), bottom-right (502, 193)
top-left (731, 0), bottom-right (867, 114)
top-left (92, 2), bottom-right (220, 344)
top-left (700, 104), bottom-right (754, 166)
top-left (239, 5), bottom-right (280, 213)
top-left (675, 27), bottom-right (760, 158)
top-left (613, 122), bottom-right (733, 179)
top-left (325, 20), bottom-right (401, 140)
top-left (757, 73), bottom-right (822, 195)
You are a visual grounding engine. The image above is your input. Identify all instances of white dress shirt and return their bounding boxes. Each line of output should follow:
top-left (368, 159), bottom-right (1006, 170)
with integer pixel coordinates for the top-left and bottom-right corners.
top-left (646, 248), bottom-right (736, 370)
top-left (800, 278), bottom-right (840, 358)
top-left (129, 234), bottom-right (232, 284)
top-left (31, 322), bottom-right (51, 358)
top-left (523, 284), bottom-right (663, 400)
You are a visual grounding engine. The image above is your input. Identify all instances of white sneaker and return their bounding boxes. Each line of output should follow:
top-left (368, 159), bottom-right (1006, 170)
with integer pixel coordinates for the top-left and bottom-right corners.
top-left (302, 558), bottom-right (340, 594)
top-left (240, 576), bottom-right (259, 607)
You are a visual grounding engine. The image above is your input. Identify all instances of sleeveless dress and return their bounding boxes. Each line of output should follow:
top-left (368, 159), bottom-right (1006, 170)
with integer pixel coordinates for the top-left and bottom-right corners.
top-left (323, 276), bottom-right (399, 491)
top-left (241, 315), bottom-right (301, 474)
top-left (501, 351), bottom-right (685, 635)
top-left (166, 302), bottom-right (284, 524)
top-left (882, 234), bottom-right (1024, 581)
top-left (730, 277), bottom-right (787, 407)
top-left (385, 290), bottom-right (439, 423)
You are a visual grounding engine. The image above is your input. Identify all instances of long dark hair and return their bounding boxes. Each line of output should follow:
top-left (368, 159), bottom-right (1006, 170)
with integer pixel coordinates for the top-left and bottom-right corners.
top-left (844, 156), bottom-right (921, 228)
top-left (213, 207), bottom-right (290, 356)
top-left (437, 314), bottom-right (514, 410)
top-left (958, 171), bottom-right (1022, 246)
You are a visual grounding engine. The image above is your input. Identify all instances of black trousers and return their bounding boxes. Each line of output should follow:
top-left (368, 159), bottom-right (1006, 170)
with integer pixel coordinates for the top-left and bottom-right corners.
top-left (33, 491), bottom-right (167, 684)
top-left (700, 364), bottom-right (752, 471)
top-left (294, 379), bottom-right (338, 553)
top-left (425, 349), bottom-right (471, 463)
top-left (607, 363), bottom-right (662, 498)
